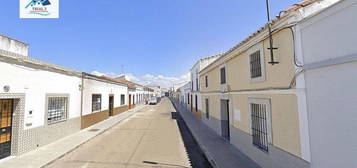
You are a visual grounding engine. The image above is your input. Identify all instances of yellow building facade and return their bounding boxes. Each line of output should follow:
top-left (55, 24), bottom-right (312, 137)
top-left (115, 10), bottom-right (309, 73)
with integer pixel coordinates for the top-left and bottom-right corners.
top-left (199, 18), bottom-right (310, 168)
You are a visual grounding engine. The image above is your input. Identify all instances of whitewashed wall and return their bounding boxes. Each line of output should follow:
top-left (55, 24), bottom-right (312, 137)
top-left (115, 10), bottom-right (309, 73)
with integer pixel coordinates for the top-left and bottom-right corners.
top-left (299, 0), bottom-right (357, 167)
top-left (82, 78), bottom-right (128, 116)
top-left (0, 61), bottom-right (82, 130)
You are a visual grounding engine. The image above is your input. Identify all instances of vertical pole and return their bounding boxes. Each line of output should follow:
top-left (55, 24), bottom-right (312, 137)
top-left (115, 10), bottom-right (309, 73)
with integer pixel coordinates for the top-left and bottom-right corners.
top-left (266, 0), bottom-right (279, 65)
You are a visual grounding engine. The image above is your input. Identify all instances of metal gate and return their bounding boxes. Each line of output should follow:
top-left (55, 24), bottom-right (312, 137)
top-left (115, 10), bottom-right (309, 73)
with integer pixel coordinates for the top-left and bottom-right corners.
top-left (0, 99), bottom-right (13, 159)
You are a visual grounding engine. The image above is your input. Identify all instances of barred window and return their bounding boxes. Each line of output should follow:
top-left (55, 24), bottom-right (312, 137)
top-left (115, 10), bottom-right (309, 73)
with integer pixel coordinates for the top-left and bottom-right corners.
top-left (120, 94), bottom-right (125, 105)
top-left (220, 67), bottom-right (226, 84)
top-left (92, 94), bottom-right (102, 112)
top-left (250, 51), bottom-right (262, 78)
top-left (205, 98), bottom-right (209, 119)
top-left (47, 97), bottom-right (68, 124)
top-left (250, 102), bottom-right (270, 152)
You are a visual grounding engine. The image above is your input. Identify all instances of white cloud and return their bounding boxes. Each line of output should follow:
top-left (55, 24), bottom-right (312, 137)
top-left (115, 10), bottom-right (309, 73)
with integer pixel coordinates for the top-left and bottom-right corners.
top-left (90, 70), bottom-right (190, 88)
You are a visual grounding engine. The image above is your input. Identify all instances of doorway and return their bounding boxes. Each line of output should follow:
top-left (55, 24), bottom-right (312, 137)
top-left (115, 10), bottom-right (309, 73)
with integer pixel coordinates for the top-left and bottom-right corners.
top-left (129, 94), bottom-right (132, 108)
top-left (190, 95), bottom-right (193, 111)
top-left (195, 95), bottom-right (198, 112)
top-left (220, 99), bottom-right (230, 141)
top-left (109, 95), bottom-right (114, 116)
top-left (0, 99), bottom-right (13, 159)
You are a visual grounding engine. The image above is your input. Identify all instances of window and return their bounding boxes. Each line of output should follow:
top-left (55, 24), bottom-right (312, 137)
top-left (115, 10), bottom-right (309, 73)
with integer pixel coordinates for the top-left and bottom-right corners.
top-left (196, 78), bottom-right (199, 91)
top-left (47, 97), bottom-right (68, 124)
top-left (250, 51), bottom-right (262, 78)
top-left (250, 99), bottom-right (272, 152)
top-left (92, 94), bottom-right (102, 112)
top-left (205, 98), bottom-right (209, 119)
top-left (220, 67), bottom-right (226, 84)
top-left (120, 94), bottom-right (125, 105)
top-left (205, 75), bottom-right (208, 88)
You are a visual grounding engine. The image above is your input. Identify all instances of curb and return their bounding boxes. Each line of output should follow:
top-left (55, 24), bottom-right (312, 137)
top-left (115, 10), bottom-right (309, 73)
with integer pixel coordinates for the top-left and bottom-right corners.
top-left (169, 98), bottom-right (220, 168)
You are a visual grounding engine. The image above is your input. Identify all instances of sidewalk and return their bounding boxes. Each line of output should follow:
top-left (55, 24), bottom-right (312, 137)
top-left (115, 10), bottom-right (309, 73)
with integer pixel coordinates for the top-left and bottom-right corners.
top-left (0, 105), bottom-right (147, 168)
top-left (170, 98), bottom-right (262, 168)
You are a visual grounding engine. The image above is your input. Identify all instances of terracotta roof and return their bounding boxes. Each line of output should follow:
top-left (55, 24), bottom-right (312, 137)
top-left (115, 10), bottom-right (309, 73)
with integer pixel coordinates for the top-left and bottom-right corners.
top-left (282, 0), bottom-right (319, 13)
top-left (99, 75), bottom-right (127, 86)
top-left (114, 77), bottom-right (139, 89)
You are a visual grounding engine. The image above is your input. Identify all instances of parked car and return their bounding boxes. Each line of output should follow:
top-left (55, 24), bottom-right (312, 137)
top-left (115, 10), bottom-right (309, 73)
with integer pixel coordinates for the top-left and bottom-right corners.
top-left (148, 97), bottom-right (158, 105)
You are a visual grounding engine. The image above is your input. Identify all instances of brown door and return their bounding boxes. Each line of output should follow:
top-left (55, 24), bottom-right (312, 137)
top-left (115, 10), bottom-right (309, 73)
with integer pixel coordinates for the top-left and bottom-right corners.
top-left (109, 95), bottom-right (114, 116)
top-left (128, 94), bottom-right (132, 109)
top-left (0, 99), bottom-right (13, 159)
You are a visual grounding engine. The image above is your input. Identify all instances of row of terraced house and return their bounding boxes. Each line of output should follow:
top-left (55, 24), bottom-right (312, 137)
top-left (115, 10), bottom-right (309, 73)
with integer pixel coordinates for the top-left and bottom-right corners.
top-left (0, 35), bottom-right (156, 159)
top-left (175, 0), bottom-right (357, 167)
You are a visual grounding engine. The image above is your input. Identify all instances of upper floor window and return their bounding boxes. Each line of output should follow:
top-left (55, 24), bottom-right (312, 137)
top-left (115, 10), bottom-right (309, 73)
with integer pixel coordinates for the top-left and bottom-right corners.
top-left (196, 78), bottom-right (199, 91)
top-left (220, 67), bottom-right (226, 84)
top-left (248, 42), bottom-right (266, 82)
top-left (92, 94), bottom-right (102, 112)
top-left (47, 96), bottom-right (68, 124)
top-left (205, 75), bottom-right (208, 88)
top-left (250, 51), bottom-right (262, 78)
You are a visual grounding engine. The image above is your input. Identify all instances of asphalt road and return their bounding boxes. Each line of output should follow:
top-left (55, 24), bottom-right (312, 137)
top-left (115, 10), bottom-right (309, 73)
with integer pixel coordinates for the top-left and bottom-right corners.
top-left (46, 98), bottom-right (211, 168)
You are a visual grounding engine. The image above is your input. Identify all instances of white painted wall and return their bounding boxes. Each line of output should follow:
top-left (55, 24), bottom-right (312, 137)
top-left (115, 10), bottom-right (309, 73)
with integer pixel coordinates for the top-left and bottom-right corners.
top-left (299, 0), bottom-right (357, 167)
top-left (0, 35), bottom-right (28, 56)
top-left (0, 61), bottom-right (82, 129)
top-left (82, 78), bottom-right (128, 116)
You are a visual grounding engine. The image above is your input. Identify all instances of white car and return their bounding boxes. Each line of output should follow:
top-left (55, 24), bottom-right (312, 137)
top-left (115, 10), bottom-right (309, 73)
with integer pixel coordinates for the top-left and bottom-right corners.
top-left (148, 97), bottom-right (158, 105)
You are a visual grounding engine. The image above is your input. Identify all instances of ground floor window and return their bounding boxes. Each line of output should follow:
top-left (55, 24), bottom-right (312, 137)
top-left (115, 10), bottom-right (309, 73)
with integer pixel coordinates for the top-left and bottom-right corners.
top-left (92, 94), bottom-right (102, 112)
top-left (47, 96), bottom-right (68, 124)
top-left (249, 98), bottom-right (272, 152)
top-left (120, 94), bottom-right (125, 105)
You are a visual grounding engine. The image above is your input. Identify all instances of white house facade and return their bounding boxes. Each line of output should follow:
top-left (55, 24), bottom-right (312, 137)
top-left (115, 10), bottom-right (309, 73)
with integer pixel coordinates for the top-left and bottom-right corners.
top-left (0, 35), bottom-right (82, 158)
top-left (189, 54), bottom-right (221, 119)
top-left (81, 73), bottom-right (128, 129)
top-left (297, 0), bottom-right (357, 167)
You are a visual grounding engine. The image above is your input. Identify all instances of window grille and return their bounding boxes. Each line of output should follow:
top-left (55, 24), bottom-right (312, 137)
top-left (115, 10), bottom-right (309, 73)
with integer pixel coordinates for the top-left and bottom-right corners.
top-left (120, 94), bottom-right (125, 105)
top-left (92, 94), bottom-right (102, 112)
top-left (220, 67), bottom-right (226, 84)
top-left (251, 103), bottom-right (269, 152)
top-left (205, 98), bottom-right (209, 119)
top-left (250, 51), bottom-right (262, 78)
top-left (47, 97), bottom-right (68, 124)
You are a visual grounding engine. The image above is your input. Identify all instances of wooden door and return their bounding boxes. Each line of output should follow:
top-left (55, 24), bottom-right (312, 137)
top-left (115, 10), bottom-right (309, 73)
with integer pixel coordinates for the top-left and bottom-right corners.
top-left (109, 96), bottom-right (114, 116)
top-left (0, 99), bottom-right (13, 159)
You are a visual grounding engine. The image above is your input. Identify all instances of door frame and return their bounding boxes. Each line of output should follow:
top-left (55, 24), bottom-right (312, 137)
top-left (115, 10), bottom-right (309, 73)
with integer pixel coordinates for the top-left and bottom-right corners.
top-left (220, 99), bottom-right (230, 141)
top-left (0, 99), bottom-right (14, 159)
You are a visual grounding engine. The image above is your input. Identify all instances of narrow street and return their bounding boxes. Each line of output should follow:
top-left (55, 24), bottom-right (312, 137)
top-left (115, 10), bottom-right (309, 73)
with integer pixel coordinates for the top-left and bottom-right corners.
top-left (46, 98), bottom-right (211, 168)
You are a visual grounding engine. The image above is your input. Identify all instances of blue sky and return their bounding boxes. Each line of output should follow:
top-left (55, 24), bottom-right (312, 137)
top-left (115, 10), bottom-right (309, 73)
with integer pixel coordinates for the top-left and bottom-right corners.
top-left (0, 0), bottom-right (299, 87)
